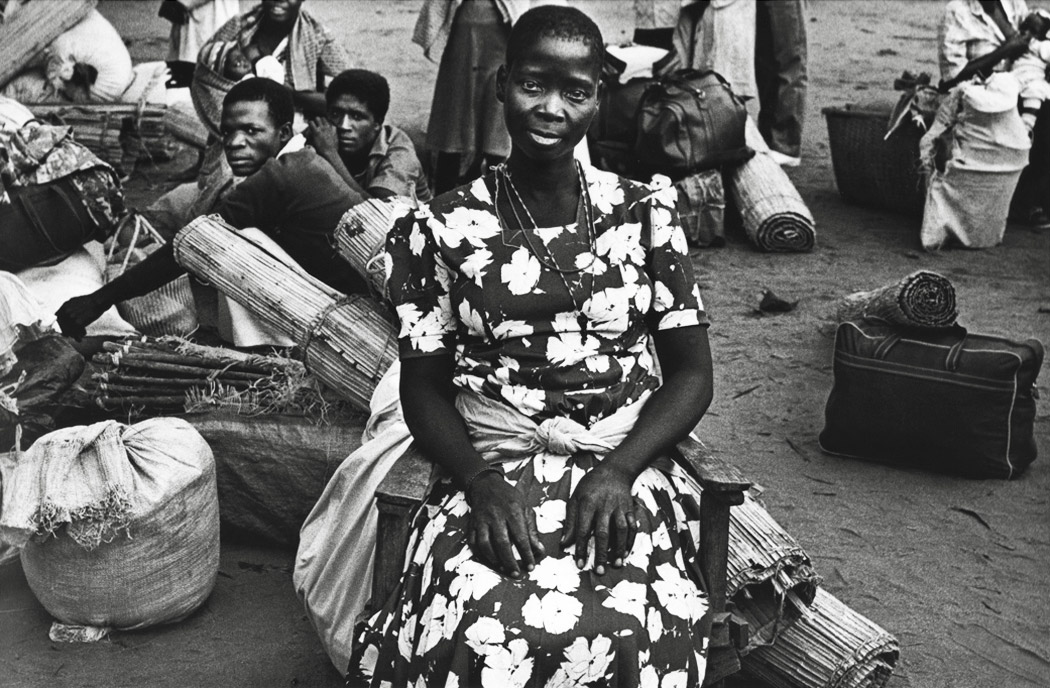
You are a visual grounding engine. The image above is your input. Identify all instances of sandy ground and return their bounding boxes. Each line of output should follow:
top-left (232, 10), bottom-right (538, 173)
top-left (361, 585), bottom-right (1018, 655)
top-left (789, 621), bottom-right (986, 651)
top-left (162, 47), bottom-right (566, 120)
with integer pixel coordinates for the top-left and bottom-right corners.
top-left (1, 1), bottom-right (1048, 687)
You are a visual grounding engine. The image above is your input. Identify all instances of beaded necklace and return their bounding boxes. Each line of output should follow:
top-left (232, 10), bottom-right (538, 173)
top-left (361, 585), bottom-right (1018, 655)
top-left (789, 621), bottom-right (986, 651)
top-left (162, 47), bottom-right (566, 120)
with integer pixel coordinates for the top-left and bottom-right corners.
top-left (493, 161), bottom-right (597, 312)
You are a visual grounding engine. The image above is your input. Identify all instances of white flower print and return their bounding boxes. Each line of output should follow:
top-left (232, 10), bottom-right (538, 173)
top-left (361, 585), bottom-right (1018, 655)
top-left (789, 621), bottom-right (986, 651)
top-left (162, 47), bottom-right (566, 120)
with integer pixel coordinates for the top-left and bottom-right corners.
top-left (648, 174), bottom-right (678, 207)
top-left (652, 563), bottom-right (704, 621)
top-left (465, 617), bottom-right (507, 656)
top-left (692, 282), bottom-right (705, 310)
top-left (625, 529), bottom-right (654, 570)
top-left (482, 638), bottom-right (534, 688)
top-left (659, 310), bottom-right (700, 330)
top-left (529, 552), bottom-right (580, 593)
top-left (596, 222), bottom-right (644, 265)
top-left (653, 281), bottom-right (676, 313)
top-left (491, 319), bottom-right (534, 340)
top-left (522, 591), bottom-right (584, 634)
top-left (444, 545), bottom-right (472, 573)
top-left (652, 521), bottom-right (673, 551)
top-left (418, 593), bottom-right (463, 654)
top-left (395, 303), bottom-right (423, 338)
top-left (661, 670), bottom-right (689, 688)
top-left (647, 607), bottom-right (664, 643)
top-left (589, 173), bottom-right (626, 215)
top-left (640, 665), bottom-right (659, 688)
top-left (408, 224), bottom-right (426, 256)
top-left (534, 224), bottom-right (567, 244)
top-left (582, 286), bottom-right (632, 333)
top-left (458, 300), bottom-right (487, 337)
top-left (460, 248), bottom-right (493, 287)
top-left (534, 455), bottom-right (568, 483)
top-left (584, 356), bottom-right (611, 374)
top-left (436, 207), bottom-right (501, 248)
top-left (559, 635), bottom-right (615, 683)
top-left (448, 559), bottom-right (503, 601)
top-left (397, 613), bottom-right (418, 659)
top-left (500, 385), bottom-right (547, 416)
top-left (601, 580), bottom-right (647, 626)
top-left (534, 498), bottom-right (567, 535)
top-left (502, 246), bottom-right (543, 295)
top-left (470, 177), bottom-right (489, 203)
top-left (547, 332), bottom-right (600, 367)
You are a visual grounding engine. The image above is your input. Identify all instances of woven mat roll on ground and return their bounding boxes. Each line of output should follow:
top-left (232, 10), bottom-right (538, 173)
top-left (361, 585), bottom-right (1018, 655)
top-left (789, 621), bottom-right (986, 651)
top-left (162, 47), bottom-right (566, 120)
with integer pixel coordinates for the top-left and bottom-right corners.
top-left (173, 216), bottom-right (397, 412)
top-left (728, 150), bottom-right (816, 252)
top-left (742, 588), bottom-right (900, 688)
top-left (334, 197), bottom-right (415, 297)
top-left (727, 493), bottom-right (821, 650)
top-left (836, 270), bottom-right (957, 328)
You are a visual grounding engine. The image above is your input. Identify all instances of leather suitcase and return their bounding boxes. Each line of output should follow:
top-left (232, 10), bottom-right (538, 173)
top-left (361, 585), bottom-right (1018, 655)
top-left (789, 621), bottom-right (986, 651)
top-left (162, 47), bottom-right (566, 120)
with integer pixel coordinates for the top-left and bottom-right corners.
top-left (819, 321), bottom-right (1043, 479)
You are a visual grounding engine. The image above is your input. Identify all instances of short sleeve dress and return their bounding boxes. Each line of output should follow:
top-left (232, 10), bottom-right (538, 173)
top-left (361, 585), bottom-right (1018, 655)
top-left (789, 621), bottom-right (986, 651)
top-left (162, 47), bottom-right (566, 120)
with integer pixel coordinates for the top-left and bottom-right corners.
top-left (349, 165), bottom-right (713, 687)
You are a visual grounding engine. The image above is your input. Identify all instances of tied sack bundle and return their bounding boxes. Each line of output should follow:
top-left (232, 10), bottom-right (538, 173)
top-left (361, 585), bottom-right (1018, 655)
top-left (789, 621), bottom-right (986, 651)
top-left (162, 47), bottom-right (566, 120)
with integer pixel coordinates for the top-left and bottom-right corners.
top-left (836, 271), bottom-right (957, 329)
top-left (0, 418), bottom-right (219, 629)
top-left (743, 588), bottom-right (900, 688)
top-left (173, 216), bottom-right (397, 412)
top-left (334, 197), bottom-right (416, 297)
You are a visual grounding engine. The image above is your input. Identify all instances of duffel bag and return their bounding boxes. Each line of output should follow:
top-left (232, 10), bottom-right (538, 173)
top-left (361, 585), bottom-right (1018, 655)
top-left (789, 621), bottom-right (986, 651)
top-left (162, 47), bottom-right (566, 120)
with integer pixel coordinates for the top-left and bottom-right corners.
top-left (0, 176), bottom-right (102, 271)
top-left (635, 68), bottom-right (753, 179)
top-left (819, 320), bottom-right (1043, 479)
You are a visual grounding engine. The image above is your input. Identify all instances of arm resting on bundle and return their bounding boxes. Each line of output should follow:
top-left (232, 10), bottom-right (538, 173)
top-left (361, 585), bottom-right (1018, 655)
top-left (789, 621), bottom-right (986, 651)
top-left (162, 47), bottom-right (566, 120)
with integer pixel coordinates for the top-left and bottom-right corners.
top-left (55, 243), bottom-right (185, 340)
top-left (400, 354), bottom-right (545, 578)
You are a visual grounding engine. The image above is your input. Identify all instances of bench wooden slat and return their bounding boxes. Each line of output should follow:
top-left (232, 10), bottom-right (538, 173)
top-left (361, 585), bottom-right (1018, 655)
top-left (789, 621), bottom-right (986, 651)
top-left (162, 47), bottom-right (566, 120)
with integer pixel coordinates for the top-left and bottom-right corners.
top-left (675, 437), bottom-right (752, 492)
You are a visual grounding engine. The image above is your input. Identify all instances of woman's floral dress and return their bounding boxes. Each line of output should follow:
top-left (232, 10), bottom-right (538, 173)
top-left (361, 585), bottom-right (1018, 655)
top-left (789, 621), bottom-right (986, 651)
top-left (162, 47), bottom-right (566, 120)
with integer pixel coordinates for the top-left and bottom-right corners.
top-left (348, 165), bottom-right (713, 688)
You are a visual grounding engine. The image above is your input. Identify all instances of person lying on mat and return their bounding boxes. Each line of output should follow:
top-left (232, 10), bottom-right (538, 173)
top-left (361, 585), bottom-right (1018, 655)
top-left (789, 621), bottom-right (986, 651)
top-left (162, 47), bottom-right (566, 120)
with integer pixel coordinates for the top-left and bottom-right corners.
top-left (345, 7), bottom-right (714, 685)
top-left (306, 69), bottom-right (432, 203)
top-left (56, 78), bottom-right (368, 341)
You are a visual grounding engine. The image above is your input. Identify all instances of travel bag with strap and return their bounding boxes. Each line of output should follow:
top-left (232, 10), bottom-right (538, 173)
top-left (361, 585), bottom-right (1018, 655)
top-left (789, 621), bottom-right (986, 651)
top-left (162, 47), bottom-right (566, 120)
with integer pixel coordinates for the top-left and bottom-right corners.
top-left (819, 320), bottom-right (1042, 479)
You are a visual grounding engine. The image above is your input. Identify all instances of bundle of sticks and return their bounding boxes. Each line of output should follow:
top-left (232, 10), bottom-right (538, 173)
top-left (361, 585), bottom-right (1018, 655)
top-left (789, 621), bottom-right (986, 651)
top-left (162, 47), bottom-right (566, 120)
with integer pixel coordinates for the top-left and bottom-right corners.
top-left (29, 103), bottom-right (173, 168)
top-left (89, 337), bottom-right (332, 417)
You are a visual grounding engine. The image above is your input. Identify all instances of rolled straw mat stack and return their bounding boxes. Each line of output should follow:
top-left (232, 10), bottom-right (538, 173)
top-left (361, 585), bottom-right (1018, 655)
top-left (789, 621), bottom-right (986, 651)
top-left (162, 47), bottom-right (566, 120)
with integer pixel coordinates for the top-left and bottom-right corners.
top-left (743, 588), bottom-right (899, 688)
top-left (728, 149), bottom-right (816, 252)
top-left (334, 197), bottom-right (415, 297)
top-left (836, 270), bottom-right (957, 328)
top-left (173, 216), bottom-right (397, 412)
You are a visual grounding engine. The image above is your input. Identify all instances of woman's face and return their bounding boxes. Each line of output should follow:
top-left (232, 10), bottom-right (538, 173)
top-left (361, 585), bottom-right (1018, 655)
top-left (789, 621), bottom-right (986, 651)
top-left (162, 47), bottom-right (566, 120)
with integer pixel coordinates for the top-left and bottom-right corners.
top-left (498, 36), bottom-right (601, 163)
top-left (262, 0), bottom-right (302, 25)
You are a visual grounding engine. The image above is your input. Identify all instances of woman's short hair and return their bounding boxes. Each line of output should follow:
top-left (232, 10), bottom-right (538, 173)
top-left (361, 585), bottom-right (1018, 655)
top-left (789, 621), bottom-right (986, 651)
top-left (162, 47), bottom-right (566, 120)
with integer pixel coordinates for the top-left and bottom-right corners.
top-left (506, 6), bottom-right (605, 74)
top-left (326, 69), bottom-right (391, 123)
top-left (223, 78), bottom-right (295, 128)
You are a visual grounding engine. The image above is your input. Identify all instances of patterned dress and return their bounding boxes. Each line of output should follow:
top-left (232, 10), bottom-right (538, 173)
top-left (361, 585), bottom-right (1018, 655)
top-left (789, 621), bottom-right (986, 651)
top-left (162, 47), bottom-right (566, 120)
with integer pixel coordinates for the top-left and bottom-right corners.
top-left (349, 165), bottom-right (712, 688)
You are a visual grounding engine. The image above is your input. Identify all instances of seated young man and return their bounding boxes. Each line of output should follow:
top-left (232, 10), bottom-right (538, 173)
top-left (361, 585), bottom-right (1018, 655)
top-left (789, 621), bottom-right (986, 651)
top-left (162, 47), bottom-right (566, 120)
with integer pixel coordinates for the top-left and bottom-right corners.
top-left (306, 69), bottom-right (432, 203)
top-left (56, 77), bottom-right (369, 341)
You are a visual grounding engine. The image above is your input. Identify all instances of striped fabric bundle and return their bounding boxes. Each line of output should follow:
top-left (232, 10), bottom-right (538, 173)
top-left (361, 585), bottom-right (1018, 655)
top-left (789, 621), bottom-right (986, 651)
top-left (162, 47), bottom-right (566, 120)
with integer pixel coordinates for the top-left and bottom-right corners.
top-left (728, 149), bottom-right (816, 252)
top-left (743, 588), bottom-right (899, 688)
top-left (836, 270), bottom-right (958, 329)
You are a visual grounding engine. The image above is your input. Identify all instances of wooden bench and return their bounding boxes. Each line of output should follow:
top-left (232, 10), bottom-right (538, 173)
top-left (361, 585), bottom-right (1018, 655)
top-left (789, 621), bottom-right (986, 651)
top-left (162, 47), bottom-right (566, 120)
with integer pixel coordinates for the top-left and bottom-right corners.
top-left (372, 437), bottom-right (752, 687)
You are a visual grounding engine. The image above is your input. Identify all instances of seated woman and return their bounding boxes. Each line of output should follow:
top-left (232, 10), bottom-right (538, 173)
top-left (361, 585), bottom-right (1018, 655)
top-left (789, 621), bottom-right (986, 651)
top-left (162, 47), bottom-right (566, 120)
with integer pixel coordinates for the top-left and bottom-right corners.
top-left (939, 0), bottom-right (1050, 228)
top-left (346, 7), bottom-right (713, 685)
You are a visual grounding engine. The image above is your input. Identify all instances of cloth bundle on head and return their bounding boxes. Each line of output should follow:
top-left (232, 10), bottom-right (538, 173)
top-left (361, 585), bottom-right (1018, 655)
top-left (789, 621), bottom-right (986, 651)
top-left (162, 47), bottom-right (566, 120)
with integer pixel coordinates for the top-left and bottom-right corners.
top-left (836, 271), bottom-right (958, 329)
top-left (728, 119), bottom-right (816, 252)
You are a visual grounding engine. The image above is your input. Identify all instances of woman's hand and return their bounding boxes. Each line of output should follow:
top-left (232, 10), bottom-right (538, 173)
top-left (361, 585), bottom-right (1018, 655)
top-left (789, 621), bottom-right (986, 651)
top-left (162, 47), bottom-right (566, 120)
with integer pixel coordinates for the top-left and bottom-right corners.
top-left (466, 471), bottom-right (545, 579)
top-left (561, 463), bottom-right (637, 575)
top-left (306, 117), bottom-right (340, 161)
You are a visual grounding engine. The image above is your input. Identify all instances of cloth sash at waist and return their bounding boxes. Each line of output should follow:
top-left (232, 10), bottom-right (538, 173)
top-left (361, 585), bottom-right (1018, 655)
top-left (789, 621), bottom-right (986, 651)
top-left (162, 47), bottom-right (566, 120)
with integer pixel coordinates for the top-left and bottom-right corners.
top-left (455, 388), bottom-right (650, 462)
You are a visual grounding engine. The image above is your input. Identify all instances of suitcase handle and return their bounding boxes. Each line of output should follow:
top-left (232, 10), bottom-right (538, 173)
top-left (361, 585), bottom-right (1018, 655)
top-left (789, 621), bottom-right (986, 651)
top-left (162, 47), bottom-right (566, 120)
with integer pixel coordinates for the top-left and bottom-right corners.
top-left (873, 326), bottom-right (968, 372)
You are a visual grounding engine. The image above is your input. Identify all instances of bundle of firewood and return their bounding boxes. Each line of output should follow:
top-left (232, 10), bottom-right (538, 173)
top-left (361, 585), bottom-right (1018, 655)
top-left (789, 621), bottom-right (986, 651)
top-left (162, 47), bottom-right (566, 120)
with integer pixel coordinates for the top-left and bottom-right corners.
top-left (89, 337), bottom-right (340, 418)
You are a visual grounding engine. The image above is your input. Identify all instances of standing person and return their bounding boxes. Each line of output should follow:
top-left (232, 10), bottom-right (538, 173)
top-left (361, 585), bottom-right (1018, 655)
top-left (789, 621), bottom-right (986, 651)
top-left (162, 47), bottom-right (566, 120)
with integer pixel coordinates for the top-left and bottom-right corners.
top-left (755, 0), bottom-right (808, 167)
top-left (938, 0), bottom-right (1050, 228)
top-left (414, 0), bottom-right (520, 194)
top-left (159, 0), bottom-right (240, 88)
top-left (670, 0), bottom-right (758, 113)
top-left (347, 6), bottom-right (713, 685)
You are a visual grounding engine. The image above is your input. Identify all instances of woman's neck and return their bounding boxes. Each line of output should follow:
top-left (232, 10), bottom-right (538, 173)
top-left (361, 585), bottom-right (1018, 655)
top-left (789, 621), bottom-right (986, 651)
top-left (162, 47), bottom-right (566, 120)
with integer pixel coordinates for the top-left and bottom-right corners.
top-left (504, 152), bottom-right (578, 196)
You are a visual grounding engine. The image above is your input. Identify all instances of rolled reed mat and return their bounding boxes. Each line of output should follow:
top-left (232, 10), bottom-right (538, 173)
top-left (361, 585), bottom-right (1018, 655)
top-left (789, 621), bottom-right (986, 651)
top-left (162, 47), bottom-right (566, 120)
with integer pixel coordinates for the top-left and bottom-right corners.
top-left (333, 197), bottom-right (415, 297)
top-left (727, 493), bottom-right (821, 650)
top-left (173, 216), bottom-right (397, 412)
top-left (728, 150), bottom-right (816, 252)
top-left (742, 588), bottom-right (899, 688)
top-left (836, 270), bottom-right (957, 328)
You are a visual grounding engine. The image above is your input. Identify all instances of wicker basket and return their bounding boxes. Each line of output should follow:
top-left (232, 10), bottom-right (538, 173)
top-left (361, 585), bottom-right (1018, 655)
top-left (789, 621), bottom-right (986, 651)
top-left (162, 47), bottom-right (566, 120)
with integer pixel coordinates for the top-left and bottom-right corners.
top-left (822, 106), bottom-right (926, 217)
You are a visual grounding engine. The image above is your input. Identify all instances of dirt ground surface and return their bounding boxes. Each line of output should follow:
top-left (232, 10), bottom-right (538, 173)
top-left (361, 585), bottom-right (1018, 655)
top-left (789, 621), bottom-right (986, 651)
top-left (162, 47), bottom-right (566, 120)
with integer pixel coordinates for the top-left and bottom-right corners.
top-left (2, 1), bottom-right (1048, 687)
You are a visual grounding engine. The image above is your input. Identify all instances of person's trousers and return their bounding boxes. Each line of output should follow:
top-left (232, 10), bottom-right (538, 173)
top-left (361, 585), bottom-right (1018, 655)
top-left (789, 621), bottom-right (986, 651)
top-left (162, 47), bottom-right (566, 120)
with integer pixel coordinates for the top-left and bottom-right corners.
top-left (755, 0), bottom-right (808, 158)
